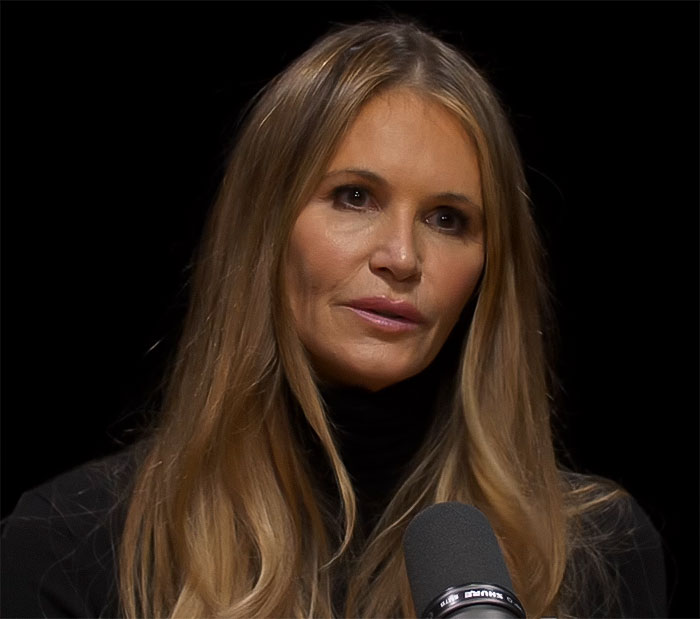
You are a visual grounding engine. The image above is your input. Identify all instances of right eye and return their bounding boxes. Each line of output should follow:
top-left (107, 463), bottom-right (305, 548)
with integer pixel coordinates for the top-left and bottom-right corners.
top-left (332, 185), bottom-right (373, 210)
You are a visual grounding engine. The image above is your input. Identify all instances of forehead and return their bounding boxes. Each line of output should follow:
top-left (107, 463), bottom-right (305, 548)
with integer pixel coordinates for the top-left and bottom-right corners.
top-left (326, 88), bottom-right (482, 202)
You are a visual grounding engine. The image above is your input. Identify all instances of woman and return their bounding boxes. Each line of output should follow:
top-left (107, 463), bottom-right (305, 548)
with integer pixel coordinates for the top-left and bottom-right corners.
top-left (1, 19), bottom-right (665, 618)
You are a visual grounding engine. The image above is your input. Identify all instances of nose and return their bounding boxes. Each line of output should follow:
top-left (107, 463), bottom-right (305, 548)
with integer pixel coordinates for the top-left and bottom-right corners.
top-left (368, 211), bottom-right (422, 282)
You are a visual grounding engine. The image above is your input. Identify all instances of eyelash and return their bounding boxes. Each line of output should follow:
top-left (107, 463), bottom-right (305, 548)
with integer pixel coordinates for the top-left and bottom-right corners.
top-left (330, 184), bottom-right (470, 236)
top-left (331, 185), bottom-right (375, 210)
top-left (425, 207), bottom-right (470, 236)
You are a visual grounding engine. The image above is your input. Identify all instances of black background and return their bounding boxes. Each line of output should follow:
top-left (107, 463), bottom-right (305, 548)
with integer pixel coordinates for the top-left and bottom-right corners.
top-left (2, 2), bottom-right (698, 617)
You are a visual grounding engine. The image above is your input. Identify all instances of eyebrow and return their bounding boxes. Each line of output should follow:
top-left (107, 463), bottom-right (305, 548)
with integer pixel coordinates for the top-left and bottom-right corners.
top-left (322, 167), bottom-right (483, 210)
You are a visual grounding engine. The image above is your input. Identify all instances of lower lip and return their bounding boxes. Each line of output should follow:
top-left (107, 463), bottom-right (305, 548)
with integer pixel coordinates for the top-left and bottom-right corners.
top-left (344, 306), bottom-right (421, 333)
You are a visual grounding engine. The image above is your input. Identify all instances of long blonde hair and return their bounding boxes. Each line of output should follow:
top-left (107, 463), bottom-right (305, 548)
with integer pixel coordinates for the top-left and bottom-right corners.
top-left (119, 20), bottom-right (621, 618)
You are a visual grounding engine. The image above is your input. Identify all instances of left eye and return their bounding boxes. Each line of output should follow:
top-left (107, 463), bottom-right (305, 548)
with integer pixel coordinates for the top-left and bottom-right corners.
top-left (426, 207), bottom-right (468, 235)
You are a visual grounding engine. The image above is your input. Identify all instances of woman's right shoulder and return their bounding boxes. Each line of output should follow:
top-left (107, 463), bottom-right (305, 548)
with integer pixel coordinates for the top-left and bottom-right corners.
top-left (3, 446), bottom-right (141, 527)
top-left (1, 446), bottom-right (143, 618)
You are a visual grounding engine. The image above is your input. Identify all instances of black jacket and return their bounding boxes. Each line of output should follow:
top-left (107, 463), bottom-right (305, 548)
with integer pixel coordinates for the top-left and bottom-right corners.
top-left (1, 449), bottom-right (668, 618)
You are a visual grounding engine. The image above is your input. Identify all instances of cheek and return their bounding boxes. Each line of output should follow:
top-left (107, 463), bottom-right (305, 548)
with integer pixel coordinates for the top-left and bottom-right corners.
top-left (430, 248), bottom-right (484, 324)
top-left (287, 213), bottom-right (326, 300)
top-left (286, 240), bottom-right (321, 319)
top-left (286, 214), bottom-right (354, 313)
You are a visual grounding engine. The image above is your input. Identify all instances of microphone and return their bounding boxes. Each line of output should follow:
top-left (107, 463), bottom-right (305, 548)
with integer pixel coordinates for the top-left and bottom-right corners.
top-left (403, 502), bottom-right (526, 618)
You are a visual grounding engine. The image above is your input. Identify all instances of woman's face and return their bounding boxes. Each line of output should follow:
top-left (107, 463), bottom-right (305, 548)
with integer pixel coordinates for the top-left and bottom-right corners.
top-left (286, 89), bottom-right (485, 391)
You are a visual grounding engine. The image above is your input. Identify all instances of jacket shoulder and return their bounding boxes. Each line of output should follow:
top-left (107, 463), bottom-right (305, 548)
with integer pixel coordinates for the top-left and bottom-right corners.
top-left (562, 471), bottom-right (667, 618)
top-left (1, 449), bottom-right (138, 618)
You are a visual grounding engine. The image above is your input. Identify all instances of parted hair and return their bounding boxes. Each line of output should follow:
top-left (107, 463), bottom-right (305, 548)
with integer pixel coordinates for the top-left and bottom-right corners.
top-left (118, 19), bottom-right (624, 618)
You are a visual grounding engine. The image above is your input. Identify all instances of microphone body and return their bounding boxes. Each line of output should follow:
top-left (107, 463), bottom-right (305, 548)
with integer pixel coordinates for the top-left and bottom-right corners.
top-left (403, 502), bottom-right (525, 619)
top-left (449, 607), bottom-right (519, 618)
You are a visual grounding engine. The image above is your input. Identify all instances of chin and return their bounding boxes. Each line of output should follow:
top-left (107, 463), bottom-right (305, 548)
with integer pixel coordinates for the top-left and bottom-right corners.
top-left (329, 361), bottom-right (427, 392)
top-left (308, 341), bottom-right (438, 391)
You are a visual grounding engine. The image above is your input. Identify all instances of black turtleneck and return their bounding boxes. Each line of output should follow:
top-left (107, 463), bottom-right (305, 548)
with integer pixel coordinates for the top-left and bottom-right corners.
top-left (317, 367), bottom-right (444, 534)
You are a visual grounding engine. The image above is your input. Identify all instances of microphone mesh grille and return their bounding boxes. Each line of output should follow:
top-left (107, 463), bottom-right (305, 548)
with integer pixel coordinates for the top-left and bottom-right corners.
top-left (403, 502), bottom-right (515, 616)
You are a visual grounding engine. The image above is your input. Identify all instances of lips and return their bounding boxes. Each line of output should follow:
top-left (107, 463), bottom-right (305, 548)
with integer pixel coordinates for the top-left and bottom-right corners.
top-left (344, 297), bottom-right (426, 324)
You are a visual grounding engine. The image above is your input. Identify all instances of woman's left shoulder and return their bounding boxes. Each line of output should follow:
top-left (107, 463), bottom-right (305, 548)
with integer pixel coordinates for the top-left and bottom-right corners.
top-left (563, 471), bottom-right (662, 543)
top-left (562, 471), bottom-right (668, 618)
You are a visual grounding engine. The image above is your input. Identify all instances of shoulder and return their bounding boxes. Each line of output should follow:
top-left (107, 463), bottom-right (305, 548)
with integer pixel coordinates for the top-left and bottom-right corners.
top-left (4, 448), bottom-right (136, 523)
top-left (562, 472), bottom-right (667, 618)
top-left (1, 447), bottom-right (140, 618)
top-left (564, 472), bottom-right (663, 556)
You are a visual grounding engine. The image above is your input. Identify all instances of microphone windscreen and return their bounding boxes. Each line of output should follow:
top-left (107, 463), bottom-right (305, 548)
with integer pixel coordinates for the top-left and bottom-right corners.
top-left (403, 502), bottom-right (515, 617)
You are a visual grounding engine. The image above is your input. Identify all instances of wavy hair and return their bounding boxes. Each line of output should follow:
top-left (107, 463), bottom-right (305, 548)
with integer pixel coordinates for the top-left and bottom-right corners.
top-left (119, 20), bottom-right (621, 618)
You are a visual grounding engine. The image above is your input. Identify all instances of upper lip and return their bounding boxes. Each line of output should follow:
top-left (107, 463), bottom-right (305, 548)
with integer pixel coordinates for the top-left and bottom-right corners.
top-left (344, 297), bottom-right (426, 323)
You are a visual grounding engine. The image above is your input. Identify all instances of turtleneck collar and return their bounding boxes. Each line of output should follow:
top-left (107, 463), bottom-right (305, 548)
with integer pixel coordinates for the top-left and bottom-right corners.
top-left (317, 368), bottom-right (443, 530)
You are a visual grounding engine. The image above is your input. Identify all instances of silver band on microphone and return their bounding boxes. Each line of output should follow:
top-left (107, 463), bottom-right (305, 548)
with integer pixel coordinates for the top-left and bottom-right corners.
top-left (422, 583), bottom-right (526, 618)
